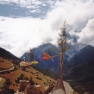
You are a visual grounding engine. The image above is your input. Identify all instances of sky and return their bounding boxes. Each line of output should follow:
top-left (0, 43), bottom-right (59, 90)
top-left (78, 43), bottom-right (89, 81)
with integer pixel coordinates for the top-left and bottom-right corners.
top-left (0, 0), bottom-right (94, 57)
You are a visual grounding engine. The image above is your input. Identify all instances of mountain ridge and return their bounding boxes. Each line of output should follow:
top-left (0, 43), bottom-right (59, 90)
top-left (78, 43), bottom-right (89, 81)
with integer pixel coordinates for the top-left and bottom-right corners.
top-left (1, 43), bottom-right (94, 93)
top-left (0, 47), bottom-right (20, 64)
top-left (63, 45), bottom-right (94, 93)
top-left (20, 43), bottom-right (86, 74)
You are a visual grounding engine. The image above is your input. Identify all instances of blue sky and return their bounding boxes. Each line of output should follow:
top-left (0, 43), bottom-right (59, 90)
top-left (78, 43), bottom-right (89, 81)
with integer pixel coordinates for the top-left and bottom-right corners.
top-left (0, 0), bottom-right (94, 57)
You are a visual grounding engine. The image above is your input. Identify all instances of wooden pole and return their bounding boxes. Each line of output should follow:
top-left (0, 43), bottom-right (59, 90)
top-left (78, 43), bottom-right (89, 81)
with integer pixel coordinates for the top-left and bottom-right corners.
top-left (60, 53), bottom-right (63, 80)
top-left (60, 52), bottom-right (66, 94)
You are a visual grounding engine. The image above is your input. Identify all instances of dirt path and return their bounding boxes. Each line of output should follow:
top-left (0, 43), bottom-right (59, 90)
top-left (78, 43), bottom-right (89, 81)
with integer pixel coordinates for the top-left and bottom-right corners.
top-left (0, 64), bottom-right (14, 73)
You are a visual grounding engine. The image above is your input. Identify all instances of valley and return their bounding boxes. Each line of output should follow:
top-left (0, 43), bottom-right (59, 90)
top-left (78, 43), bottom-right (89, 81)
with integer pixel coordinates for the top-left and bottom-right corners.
top-left (0, 43), bottom-right (94, 94)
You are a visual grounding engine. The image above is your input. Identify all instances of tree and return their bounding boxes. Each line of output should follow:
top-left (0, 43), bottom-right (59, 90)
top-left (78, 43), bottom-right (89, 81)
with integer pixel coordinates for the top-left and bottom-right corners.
top-left (29, 49), bottom-right (34, 61)
top-left (58, 21), bottom-right (70, 80)
top-left (56, 22), bottom-right (70, 94)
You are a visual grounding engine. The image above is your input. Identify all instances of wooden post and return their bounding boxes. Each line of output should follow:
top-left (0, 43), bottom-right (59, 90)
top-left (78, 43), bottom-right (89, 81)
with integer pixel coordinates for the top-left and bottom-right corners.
top-left (60, 52), bottom-right (66, 94)
top-left (60, 53), bottom-right (63, 80)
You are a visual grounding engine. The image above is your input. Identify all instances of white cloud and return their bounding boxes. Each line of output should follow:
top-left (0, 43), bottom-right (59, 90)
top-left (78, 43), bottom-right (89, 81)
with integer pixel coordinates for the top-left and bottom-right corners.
top-left (0, 0), bottom-right (94, 57)
top-left (48, 0), bottom-right (94, 29)
top-left (45, 0), bottom-right (94, 44)
top-left (0, 0), bottom-right (19, 4)
top-left (77, 18), bottom-right (94, 46)
top-left (0, 0), bottom-right (45, 8)
top-left (0, 16), bottom-right (59, 57)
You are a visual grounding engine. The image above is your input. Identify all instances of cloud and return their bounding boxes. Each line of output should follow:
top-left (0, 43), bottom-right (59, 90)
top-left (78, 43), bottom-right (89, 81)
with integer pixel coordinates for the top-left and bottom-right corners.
top-left (45, 0), bottom-right (94, 44)
top-left (0, 0), bottom-right (94, 57)
top-left (77, 18), bottom-right (94, 46)
top-left (0, 0), bottom-right (51, 8)
top-left (48, 0), bottom-right (94, 29)
top-left (0, 0), bottom-right (54, 18)
top-left (0, 16), bottom-right (59, 57)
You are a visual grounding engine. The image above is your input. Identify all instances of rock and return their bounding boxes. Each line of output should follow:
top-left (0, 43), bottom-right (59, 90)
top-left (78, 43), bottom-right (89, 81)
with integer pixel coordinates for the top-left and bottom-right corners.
top-left (48, 79), bottom-right (74, 94)
top-left (63, 81), bottom-right (74, 94)
top-left (49, 89), bottom-right (65, 94)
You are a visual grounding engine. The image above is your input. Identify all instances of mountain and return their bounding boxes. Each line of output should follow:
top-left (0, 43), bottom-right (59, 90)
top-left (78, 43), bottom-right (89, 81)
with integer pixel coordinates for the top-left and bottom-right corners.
top-left (64, 45), bottom-right (94, 79)
top-left (0, 47), bottom-right (20, 64)
top-left (0, 46), bottom-right (58, 94)
top-left (1, 44), bottom-right (94, 93)
top-left (20, 43), bottom-right (94, 93)
top-left (63, 45), bottom-right (94, 93)
top-left (20, 43), bottom-right (60, 73)
top-left (20, 43), bottom-right (86, 74)
top-left (0, 46), bottom-right (76, 94)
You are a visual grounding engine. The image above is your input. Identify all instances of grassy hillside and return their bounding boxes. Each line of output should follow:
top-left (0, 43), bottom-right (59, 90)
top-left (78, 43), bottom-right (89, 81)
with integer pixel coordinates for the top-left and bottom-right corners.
top-left (0, 57), bottom-right (13, 69)
top-left (0, 57), bottom-right (80, 94)
top-left (0, 57), bottom-right (56, 93)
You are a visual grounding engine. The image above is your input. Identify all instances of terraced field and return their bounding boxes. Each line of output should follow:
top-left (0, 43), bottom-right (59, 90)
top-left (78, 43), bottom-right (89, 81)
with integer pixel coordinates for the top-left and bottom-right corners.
top-left (0, 57), bottom-right (56, 93)
top-left (0, 57), bottom-right (12, 69)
